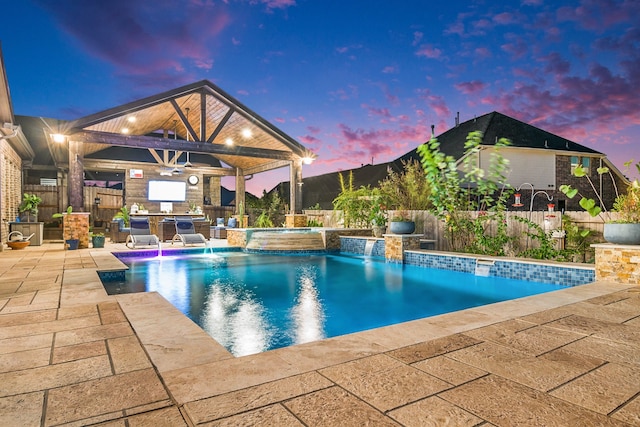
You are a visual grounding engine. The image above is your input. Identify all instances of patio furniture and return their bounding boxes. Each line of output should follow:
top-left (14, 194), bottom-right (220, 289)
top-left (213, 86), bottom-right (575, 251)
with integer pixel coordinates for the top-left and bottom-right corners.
top-left (211, 217), bottom-right (236, 239)
top-left (110, 218), bottom-right (130, 243)
top-left (126, 217), bottom-right (160, 249)
top-left (171, 217), bottom-right (207, 246)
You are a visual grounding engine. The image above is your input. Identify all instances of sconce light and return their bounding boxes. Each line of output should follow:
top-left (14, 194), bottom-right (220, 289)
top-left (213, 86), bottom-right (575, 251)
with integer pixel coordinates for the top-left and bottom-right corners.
top-left (94, 197), bottom-right (101, 206)
top-left (52, 133), bottom-right (65, 143)
top-left (302, 157), bottom-right (314, 165)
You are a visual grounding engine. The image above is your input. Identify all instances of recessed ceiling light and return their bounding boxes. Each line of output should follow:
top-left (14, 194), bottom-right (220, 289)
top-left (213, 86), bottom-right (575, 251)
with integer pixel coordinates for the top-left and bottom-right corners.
top-left (225, 138), bottom-right (234, 146)
top-left (241, 128), bottom-right (252, 138)
top-left (121, 128), bottom-right (129, 134)
top-left (127, 116), bottom-right (137, 123)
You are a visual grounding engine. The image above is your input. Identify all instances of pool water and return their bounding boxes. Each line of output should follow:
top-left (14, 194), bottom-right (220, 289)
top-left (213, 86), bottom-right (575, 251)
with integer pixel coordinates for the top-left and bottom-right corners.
top-left (108, 252), bottom-right (563, 356)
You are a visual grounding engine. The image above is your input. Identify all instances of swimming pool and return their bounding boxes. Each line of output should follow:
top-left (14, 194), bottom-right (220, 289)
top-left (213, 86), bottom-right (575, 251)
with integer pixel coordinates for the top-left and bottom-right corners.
top-left (108, 252), bottom-right (564, 356)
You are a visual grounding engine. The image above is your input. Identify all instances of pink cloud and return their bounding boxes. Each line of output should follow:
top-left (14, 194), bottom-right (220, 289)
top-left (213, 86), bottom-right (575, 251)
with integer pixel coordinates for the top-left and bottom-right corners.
top-left (412, 31), bottom-right (424, 46)
top-left (382, 65), bottom-right (398, 74)
top-left (493, 12), bottom-right (518, 25)
top-left (474, 47), bottom-right (492, 59)
top-left (416, 45), bottom-right (442, 59)
top-left (274, 117), bottom-right (285, 123)
top-left (418, 90), bottom-right (451, 119)
top-left (455, 80), bottom-right (487, 95)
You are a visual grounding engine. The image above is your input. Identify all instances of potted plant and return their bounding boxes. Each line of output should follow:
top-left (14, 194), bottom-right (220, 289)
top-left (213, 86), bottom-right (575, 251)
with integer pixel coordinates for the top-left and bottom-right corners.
top-left (91, 231), bottom-right (105, 248)
top-left (369, 202), bottom-right (387, 237)
top-left (113, 206), bottom-right (130, 227)
top-left (53, 206), bottom-right (80, 250)
top-left (560, 161), bottom-right (640, 245)
top-left (19, 193), bottom-right (42, 222)
top-left (389, 210), bottom-right (415, 234)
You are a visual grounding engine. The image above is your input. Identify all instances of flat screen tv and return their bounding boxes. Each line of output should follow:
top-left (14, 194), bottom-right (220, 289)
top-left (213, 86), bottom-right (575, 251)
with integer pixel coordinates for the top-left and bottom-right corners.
top-left (148, 180), bottom-right (186, 202)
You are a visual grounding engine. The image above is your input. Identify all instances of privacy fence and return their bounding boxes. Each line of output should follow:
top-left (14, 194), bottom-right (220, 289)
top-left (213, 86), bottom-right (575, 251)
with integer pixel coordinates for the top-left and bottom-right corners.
top-left (305, 209), bottom-right (613, 257)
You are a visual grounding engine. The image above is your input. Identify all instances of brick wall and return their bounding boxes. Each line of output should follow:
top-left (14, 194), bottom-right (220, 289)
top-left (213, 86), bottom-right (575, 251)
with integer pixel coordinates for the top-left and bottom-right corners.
top-left (1, 140), bottom-right (22, 246)
top-left (555, 155), bottom-right (621, 211)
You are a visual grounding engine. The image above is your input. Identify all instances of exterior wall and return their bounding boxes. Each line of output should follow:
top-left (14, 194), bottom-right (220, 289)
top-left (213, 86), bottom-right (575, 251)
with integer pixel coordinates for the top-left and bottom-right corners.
top-left (1, 140), bottom-right (22, 247)
top-left (123, 165), bottom-right (204, 213)
top-left (555, 155), bottom-right (621, 211)
top-left (481, 147), bottom-right (556, 190)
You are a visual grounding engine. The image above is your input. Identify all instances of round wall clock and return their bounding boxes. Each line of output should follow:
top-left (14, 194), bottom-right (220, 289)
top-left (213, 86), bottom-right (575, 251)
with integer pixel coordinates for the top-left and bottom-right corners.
top-left (187, 175), bottom-right (199, 185)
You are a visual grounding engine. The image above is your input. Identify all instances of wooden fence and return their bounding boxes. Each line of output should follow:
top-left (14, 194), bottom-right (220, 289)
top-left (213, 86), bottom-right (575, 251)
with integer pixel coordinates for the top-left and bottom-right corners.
top-left (305, 209), bottom-right (609, 255)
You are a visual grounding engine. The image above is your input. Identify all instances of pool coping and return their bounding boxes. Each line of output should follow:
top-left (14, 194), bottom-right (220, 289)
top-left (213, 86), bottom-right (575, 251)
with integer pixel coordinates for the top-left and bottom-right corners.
top-left (84, 249), bottom-right (632, 405)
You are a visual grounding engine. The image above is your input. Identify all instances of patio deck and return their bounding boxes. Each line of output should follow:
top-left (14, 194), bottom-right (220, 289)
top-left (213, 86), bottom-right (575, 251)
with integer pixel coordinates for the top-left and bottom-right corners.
top-left (1, 241), bottom-right (639, 426)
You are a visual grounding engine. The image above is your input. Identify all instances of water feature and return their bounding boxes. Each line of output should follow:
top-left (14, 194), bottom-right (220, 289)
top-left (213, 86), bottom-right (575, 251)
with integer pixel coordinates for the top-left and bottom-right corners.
top-left (474, 259), bottom-right (494, 277)
top-left (245, 229), bottom-right (325, 252)
top-left (363, 239), bottom-right (375, 257)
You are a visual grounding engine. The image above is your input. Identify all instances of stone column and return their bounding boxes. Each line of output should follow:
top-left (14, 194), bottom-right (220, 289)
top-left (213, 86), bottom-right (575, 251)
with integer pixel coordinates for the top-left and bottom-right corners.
top-left (384, 234), bottom-right (423, 263)
top-left (235, 168), bottom-right (245, 214)
top-left (209, 177), bottom-right (221, 206)
top-left (68, 139), bottom-right (84, 211)
top-left (290, 159), bottom-right (303, 213)
top-left (593, 243), bottom-right (640, 284)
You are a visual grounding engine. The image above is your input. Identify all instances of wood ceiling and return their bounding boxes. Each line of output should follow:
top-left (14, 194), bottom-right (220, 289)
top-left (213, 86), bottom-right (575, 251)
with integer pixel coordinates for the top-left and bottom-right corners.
top-left (47, 80), bottom-right (315, 175)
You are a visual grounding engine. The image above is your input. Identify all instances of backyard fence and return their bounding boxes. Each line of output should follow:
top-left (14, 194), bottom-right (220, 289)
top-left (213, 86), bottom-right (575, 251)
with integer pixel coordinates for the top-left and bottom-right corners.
top-left (305, 209), bottom-right (611, 256)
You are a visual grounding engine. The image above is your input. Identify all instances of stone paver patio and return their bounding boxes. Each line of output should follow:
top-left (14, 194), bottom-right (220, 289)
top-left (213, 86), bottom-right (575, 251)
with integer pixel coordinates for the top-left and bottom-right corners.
top-left (1, 242), bottom-right (639, 426)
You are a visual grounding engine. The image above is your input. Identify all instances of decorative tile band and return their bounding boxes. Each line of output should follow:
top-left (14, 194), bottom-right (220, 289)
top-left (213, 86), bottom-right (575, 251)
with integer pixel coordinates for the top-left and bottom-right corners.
top-left (341, 236), bottom-right (594, 287)
top-left (340, 237), bottom-right (385, 258)
top-left (112, 246), bottom-right (240, 260)
top-left (404, 251), bottom-right (594, 287)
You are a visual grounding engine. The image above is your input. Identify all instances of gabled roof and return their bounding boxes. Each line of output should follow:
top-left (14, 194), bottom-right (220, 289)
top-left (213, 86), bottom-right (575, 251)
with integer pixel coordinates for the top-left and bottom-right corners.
top-left (398, 111), bottom-right (602, 164)
top-left (292, 111), bottom-right (607, 209)
top-left (37, 80), bottom-right (315, 174)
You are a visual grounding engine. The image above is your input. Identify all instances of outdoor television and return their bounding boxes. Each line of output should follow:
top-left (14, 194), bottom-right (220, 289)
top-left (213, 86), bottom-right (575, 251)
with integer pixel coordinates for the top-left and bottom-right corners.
top-left (148, 180), bottom-right (186, 202)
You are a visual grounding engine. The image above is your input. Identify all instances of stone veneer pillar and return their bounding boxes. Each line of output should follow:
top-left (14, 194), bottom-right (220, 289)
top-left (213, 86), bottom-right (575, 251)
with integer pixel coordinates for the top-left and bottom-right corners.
top-left (592, 243), bottom-right (640, 285)
top-left (63, 213), bottom-right (91, 249)
top-left (384, 234), bottom-right (423, 263)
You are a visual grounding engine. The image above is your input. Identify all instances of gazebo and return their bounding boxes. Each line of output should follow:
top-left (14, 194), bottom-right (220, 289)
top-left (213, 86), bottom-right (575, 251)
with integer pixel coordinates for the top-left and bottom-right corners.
top-left (40, 79), bottom-right (315, 216)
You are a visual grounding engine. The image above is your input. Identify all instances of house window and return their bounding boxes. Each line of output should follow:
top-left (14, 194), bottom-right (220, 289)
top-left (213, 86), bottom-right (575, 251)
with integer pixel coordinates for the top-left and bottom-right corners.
top-left (570, 156), bottom-right (579, 173)
top-left (570, 156), bottom-right (590, 174)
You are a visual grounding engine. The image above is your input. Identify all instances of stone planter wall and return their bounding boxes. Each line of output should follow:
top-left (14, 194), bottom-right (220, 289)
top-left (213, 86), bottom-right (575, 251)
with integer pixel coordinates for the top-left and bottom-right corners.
top-left (62, 213), bottom-right (90, 249)
top-left (593, 243), bottom-right (640, 285)
top-left (285, 214), bottom-right (307, 228)
top-left (384, 234), bottom-right (423, 263)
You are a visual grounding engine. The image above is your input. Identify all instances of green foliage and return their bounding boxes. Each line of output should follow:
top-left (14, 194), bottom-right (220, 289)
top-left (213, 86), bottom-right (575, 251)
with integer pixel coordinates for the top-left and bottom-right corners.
top-left (562, 216), bottom-right (593, 262)
top-left (462, 212), bottom-right (513, 256)
top-left (307, 218), bottom-right (324, 227)
top-left (19, 193), bottom-right (42, 216)
top-left (113, 206), bottom-right (130, 227)
top-left (254, 211), bottom-right (274, 228)
top-left (369, 200), bottom-right (386, 226)
top-left (307, 203), bottom-right (322, 210)
top-left (252, 190), bottom-right (285, 228)
top-left (417, 131), bottom-right (513, 252)
top-left (560, 160), bottom-right (640, 222)
top-left (332, 171), bottom-right (376, 228)
top-left (513, 216), bottom-right (563, 260)
top-left (377, 159), bottom-right (432, 210)
top-left (612, 180), bottom-right (640, 223)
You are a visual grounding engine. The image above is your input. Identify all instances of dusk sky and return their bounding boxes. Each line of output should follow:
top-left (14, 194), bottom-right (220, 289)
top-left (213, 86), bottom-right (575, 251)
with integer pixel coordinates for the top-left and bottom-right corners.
top-left (2, 0), bottom-right (639, 195)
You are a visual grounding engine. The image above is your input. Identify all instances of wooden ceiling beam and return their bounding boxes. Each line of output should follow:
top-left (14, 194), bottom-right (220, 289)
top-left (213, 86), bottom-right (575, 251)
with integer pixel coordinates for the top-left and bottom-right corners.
top-left (83, 158), bottom-right (236, 176)
top-left (170, 99), bottom-right (198, 142)
top-left (148, 149), bottom-right (163, 165)
top-left (72, 130), bottom-right (296, 161)
top-left (207, 107), bottom-right (234, 144)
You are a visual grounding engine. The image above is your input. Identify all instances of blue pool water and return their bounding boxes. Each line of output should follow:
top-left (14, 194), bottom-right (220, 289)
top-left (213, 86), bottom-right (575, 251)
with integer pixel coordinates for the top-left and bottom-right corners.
top-left (109, 252), bottom-right (563, 356)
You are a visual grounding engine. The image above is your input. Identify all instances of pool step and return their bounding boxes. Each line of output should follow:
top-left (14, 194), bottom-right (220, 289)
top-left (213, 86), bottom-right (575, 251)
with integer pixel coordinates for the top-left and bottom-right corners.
top-left (246, 231), bottom-right (325, 251)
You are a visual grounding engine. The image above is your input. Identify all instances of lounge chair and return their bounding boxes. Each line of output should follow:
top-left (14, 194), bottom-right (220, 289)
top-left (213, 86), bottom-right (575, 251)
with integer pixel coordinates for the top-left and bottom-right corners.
top-left (172, 217), bottom-right (207, 246)
top-left (125, 217), bottom-right (160, 249)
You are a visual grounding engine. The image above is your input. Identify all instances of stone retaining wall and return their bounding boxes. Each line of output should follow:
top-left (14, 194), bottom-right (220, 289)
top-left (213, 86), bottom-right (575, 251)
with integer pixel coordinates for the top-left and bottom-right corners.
top-left (593, 243), bottom-right (640, 285)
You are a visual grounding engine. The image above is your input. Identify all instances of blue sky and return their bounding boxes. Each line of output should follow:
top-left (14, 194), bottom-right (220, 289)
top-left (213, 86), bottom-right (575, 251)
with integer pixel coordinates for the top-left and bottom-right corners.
top-left (2, 0), bottom-right (639, 195)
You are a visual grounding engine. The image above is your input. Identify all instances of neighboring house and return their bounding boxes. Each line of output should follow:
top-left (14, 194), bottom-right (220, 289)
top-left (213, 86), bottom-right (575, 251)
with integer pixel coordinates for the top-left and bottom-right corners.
top-left (277, 111), bottom-right (628, 211)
